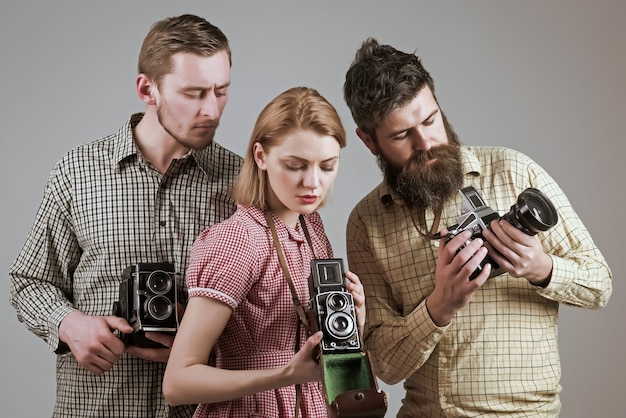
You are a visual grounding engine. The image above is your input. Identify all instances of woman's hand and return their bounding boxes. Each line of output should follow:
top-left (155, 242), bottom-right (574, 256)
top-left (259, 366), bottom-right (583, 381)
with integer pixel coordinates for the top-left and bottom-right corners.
top-left (345, 270), bottom-right (366, 337)
top-left (283, 331), bottom-right (324, 384)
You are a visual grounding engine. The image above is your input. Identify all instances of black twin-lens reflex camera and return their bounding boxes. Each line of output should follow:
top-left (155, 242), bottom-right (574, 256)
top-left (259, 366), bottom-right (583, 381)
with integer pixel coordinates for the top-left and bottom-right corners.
top-left (308, 259), bottom-right (387, 418)
top-left (309, 259), bottom-right (361, 354)
top-left (113, 262), bottom-right (178, 348)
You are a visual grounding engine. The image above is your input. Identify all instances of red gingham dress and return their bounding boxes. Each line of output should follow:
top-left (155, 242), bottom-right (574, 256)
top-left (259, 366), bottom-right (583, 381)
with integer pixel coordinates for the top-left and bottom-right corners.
top-left (186, 205), bottom-right (331, 418)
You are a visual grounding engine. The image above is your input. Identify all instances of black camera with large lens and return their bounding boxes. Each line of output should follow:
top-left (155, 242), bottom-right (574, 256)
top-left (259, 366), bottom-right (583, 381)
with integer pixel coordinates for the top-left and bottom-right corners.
top-left (113, 262), bottom-right (178, 348)
top-left (446, 186), bottom-right (558, 279)
top-left (308, 259), bottom-right (387, 418)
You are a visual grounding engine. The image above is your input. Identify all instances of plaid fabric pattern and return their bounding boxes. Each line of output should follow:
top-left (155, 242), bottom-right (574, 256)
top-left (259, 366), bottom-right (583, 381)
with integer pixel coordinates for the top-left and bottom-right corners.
top-left (347, 146), bottom-right (612, 417)
top-left (186, 206), bottom-right (331, 418)
top-left (9, 113), bottom-right (242, 417)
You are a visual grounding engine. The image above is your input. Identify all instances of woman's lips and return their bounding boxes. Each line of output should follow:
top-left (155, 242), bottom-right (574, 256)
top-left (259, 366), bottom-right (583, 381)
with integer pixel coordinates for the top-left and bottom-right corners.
top-left (299, 195), bottom-right (318, 204)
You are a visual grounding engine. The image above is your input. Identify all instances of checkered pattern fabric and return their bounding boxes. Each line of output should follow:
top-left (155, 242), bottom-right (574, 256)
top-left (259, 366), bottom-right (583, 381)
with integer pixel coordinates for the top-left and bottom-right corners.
top-left (347, 146), bottom-right (612, 417)
top-left (187, 206), bottom-right (331, 417)
top-left (9, 113), bottom-right (242, 417)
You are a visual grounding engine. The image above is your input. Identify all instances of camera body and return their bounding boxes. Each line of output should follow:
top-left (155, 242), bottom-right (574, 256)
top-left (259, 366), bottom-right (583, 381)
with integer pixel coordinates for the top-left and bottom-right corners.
top-left (113, 262), bottom-right (178, 347)
top-left (307, 259), bottom-right (387, 417)
top-left (446, 186), bottom-right (558, 279)
top-left (309, 259), bottom-right (361, 353)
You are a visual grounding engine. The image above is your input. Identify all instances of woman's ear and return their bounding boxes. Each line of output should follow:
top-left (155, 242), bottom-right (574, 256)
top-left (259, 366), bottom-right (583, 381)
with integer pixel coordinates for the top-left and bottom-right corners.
top-left (253, 142), bottom-right (267, 170)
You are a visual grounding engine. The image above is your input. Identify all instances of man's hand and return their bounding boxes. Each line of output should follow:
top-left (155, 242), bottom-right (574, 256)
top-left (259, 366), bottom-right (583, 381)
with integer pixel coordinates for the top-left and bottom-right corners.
top-left (59, 311), bottom-right (133, 375)
top-left (125, 332), bottom-right (175, 362)
top-left (125, 302), bottom-right (185, 363)
top-left (483, 219), bottom-right (553, 285)
top-left (426, 229), bottom-right (491, 327)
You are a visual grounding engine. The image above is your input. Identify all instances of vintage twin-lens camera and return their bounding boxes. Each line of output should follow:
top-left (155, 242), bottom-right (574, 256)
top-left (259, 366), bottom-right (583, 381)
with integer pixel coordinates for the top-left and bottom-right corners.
top-left (446, 186), bottom-right (559, 279)
top-left (113, 262), bottom-right (178, 348)
top-left (309, 259), bottom-right (361, 353)
top-left (308, 259), bottom-right (387, 418)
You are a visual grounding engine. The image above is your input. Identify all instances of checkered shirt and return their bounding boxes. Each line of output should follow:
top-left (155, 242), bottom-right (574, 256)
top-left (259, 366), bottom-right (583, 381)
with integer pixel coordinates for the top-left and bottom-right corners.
top-left (9, 113), bottom-right (242, 417)
top-left (347, 146), bottom-right (612, 417)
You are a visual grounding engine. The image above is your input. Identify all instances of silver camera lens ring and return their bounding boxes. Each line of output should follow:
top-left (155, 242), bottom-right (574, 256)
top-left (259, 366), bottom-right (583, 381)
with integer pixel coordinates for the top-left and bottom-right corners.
top-left (146, 270), bottom-right (172, 294)
top-left (146, 295), bottom-right (173, 321)
top-left (327, 292), bottom-right (349, 311)
top-left (325, 311), bottom-right (355, 339)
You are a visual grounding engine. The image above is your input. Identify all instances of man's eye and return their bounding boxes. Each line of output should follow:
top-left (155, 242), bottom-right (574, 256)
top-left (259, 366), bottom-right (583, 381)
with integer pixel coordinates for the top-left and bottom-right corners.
top-left (392, 131), bottom-right (409, 140)
top-left (187, 91), bottom-right (205, 99)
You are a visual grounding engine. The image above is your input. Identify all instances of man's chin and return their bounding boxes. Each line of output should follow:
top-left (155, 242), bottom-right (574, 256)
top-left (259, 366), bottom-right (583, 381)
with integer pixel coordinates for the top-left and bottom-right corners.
top-left (185, 136), bottom-right (215, 151)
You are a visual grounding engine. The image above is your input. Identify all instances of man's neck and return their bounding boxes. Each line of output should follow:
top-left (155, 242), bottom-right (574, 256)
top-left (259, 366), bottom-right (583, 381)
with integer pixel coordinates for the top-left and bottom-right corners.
top-left (132, 111), bottom-right (190, 174)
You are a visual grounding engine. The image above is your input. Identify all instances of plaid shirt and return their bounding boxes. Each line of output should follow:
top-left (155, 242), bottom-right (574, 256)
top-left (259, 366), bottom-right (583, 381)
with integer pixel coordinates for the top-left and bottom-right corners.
top-left (347, 146), bottom-right (612, 417)
top-left (187, 206), bottom-right (331, 418)
top-left (9, 113), bottom-right (242, 417)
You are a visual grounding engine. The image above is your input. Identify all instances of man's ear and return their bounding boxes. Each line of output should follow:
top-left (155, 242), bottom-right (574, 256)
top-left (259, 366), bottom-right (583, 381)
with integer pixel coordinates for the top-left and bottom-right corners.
top-left (136, 74), bottom-right (157, 105)
top-left (356, 128), bottom-right (379, 156)
top-left (252, 142), bottom-right (267, 170)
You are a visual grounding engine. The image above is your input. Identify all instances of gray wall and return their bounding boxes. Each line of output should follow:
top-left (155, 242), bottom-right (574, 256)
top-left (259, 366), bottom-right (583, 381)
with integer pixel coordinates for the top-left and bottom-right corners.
top-left (1, 1), bottom-right (623, 416)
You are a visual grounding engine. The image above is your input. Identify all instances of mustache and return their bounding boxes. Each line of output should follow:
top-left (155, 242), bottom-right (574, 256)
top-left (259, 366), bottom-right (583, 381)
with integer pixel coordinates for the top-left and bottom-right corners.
top-left (194, 120), bottom-right (219, 128)
top-left (401, 143), bottom-right (460, 173)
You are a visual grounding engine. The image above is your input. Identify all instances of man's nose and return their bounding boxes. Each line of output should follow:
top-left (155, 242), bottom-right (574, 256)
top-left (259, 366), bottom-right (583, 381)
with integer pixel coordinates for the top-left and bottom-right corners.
top-left (201, 93), bottom-right (220, 119)
top-left (411, 131), bottom-right (432, 151)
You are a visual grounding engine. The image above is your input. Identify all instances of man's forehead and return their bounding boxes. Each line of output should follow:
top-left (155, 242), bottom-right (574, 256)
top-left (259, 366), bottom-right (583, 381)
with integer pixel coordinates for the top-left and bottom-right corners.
top-left (166, 51), bottom-right (230, 83)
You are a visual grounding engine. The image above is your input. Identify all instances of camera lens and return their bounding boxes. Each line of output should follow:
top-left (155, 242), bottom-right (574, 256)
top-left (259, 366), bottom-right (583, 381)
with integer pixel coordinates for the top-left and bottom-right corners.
top-left (503, 188), bottom-right (558, 235)
top-left (146, 295), bottom-right (173, 321)
top-left (327, 293), bottom-right (349, 311)
top-left (147, 270), bottom-right (172, 294)
top-left (325, 312), bottom-right (355, 339)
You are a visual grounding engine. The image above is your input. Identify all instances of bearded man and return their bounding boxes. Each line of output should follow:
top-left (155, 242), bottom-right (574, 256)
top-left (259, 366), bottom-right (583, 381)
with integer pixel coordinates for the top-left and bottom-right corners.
top-left (342, 38), bottom-right (612, 418)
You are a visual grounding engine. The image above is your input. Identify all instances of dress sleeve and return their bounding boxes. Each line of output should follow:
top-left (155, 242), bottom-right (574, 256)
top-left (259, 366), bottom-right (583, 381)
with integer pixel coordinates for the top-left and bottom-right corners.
top-left (186, 220), bottom-right (260, 310)
top-left (346, 207), bottom-right (449, 385)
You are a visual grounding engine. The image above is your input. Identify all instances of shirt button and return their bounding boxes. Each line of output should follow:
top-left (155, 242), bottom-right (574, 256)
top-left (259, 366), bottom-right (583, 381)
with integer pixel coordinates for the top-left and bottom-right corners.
top-left (440, 356), bottom-right (447, 363)
top-left (440, 396), bottom-right (447, 403)
top-left (159, 221), bottom-right (166, 227)
top-left (433, 241), bottom-right (440, 248)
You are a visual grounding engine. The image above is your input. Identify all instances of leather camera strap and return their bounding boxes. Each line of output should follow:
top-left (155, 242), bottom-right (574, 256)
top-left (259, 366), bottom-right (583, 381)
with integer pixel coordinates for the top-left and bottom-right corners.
top-left (408, 207), bottom-right (443, 240)
top-left (266, 211), bottom-right (387, 418)
top-left (265, 211), bottom-right (314, 329)
top-left (265, 211), bottom-right (316, 418)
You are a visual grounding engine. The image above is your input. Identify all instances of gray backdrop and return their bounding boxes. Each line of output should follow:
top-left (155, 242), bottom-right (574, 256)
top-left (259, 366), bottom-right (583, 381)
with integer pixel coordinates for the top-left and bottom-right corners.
top-left (1, 1), bottom-right (623, 416)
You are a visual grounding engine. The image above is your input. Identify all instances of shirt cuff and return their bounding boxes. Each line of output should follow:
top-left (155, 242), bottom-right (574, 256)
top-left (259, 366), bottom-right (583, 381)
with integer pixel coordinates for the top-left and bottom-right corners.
top-left (406, 299), bottom-right (448, 352)
top-left (48, 305), bottom-right (77, 354)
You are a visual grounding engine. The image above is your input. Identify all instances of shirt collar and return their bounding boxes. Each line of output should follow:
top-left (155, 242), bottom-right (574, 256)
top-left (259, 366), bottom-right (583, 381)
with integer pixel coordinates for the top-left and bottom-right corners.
top-left (189, 142), bottom-right (224, 178)
top-left (112, 113), bottom-right (143, 168)
top-left (378, 146), bottom-right (481, 206)
top-left (112, 112), bottom-right (219, 176)
top-left (248, 205), bottom-right (308, 244)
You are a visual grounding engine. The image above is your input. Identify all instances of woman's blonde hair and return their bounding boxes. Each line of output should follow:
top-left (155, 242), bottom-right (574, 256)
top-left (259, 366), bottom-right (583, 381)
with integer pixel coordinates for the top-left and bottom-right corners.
top-left (233, 86), bottom-right (346, 209)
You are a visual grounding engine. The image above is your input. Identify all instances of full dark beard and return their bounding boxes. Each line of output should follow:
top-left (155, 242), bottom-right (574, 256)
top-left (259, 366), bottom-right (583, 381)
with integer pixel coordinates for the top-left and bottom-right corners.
top-left (380, 143), bottom-right (464, 212)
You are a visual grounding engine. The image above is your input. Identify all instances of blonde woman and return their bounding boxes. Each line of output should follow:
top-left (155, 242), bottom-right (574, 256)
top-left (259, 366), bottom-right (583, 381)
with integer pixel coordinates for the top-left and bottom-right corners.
top-left (163, 87), bottom-right (365, 418)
